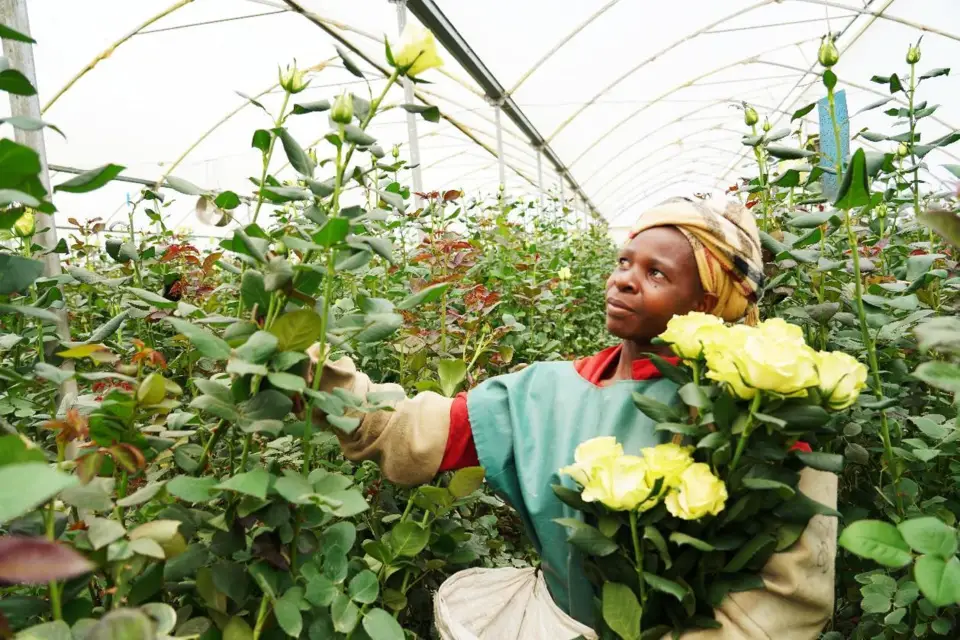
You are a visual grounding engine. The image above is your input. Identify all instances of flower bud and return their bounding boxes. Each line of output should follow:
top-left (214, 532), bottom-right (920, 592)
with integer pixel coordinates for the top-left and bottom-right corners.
top-left (13, 209), bottom-right (35, 237)
top-left (906, 43), bottom-right (921, 64)
top-left (762, 119), bottom-right (772, 133)
top-left (278, 62), bottom-right (309, 94)
top-left (743, 105), bottom-right (759, 127)
top-left (818, 37), bottom-right (840, 68)
top-left (897, 142), bottom-right (909, 157)
top-left (391, 144), bottom-right (401, 160)
top-left (330, 92), bottom-right (354, 125)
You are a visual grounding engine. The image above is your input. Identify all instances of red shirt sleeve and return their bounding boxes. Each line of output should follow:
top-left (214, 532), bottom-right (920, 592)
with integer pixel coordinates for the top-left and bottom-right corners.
top-left (438, 392), bottom-right (479, 471)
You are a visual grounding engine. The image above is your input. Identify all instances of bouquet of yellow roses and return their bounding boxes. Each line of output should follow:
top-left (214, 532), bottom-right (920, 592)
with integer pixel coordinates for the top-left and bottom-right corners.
top-left (554, 313), bottom-right (867, 639)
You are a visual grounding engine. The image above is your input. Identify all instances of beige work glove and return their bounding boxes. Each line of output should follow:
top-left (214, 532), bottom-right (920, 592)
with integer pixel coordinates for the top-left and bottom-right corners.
top-left (672, 469), bottom-right (838, 640)
top-left (307, 347), bottom-right (454, 487)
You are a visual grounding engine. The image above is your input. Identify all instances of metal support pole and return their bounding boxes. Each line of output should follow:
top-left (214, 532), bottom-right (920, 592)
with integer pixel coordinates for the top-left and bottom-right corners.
top-left (536, 148), bottom-right (544, 214)
top-left (392, 0), bottom-right (424, 203)
top-left (493, 102), bottom-right (506, 187)
top-left (558, 179), bottom-right (566, 213)
top-left (1, 0), bottom-right (77, 406)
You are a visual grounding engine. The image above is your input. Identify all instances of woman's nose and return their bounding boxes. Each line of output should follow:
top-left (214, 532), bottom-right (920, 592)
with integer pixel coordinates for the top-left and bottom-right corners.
top-left (609, 270), bottom-right (637, 293)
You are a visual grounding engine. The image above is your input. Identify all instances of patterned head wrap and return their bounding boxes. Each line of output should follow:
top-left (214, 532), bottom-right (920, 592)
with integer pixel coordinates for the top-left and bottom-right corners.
top-left (628, 197), bottom-right (764, 325)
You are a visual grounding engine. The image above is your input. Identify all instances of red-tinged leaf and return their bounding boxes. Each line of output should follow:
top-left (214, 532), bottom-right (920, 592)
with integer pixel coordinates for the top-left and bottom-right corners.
top-left (202, 251), bottom-right (223, 274)
top-left (0, 536), bottom-right (94, 584)
top-left (108, 444), bottom-right (145, 473)
top-left (442, 189), bottom-right (462, 202)
top-left (77, 451), bottom-right (104, 484)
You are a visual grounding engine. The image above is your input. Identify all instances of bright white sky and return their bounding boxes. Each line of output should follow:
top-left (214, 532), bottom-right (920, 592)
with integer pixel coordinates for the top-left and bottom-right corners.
top-left (4, 0), bottom-right (959, 240)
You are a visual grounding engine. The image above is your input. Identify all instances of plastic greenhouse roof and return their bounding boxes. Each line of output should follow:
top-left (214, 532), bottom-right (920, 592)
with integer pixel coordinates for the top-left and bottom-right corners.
top-left (6, 0), bottom-right (960, 240)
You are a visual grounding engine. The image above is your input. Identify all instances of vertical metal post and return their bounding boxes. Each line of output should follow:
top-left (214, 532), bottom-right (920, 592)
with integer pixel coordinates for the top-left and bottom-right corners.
top-left (1, 0), bottom-right (76, 405)
top-left (493, 102), bottom-right (505, 187)
top-left (536, 148), bottom-right (544, 214)
top-left (393, 0), bottom-right (424, 203)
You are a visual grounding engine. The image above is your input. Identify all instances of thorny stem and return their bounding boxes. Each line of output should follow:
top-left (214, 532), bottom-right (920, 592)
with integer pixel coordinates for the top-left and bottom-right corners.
top-left (629, 511), bottom-right (646, 604)
top-left (251, 90), bottom-right (293, 226)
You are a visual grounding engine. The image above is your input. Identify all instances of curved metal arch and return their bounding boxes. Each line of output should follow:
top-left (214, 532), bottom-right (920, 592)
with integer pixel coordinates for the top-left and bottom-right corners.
top-left (579, 80), bottom-right (819, 189)
top-left (791, 0), bottom-right (960, 43)
top-left (600, 148), bottom-right (753, 208)
top-left (607, 162), bottom-right (737, 213)
top-left (568, 36), bottom-right (822, 170)
top-left (592, 94), bottom-right (833, 204)
top-left (508, 0), bottom-right (624, 95)
top-left (545, 0), bottom-right (780, 144)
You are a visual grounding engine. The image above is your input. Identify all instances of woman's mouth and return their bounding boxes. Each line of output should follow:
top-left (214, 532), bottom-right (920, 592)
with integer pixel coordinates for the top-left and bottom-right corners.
top-left (606, 298), bottom-right (634, 316)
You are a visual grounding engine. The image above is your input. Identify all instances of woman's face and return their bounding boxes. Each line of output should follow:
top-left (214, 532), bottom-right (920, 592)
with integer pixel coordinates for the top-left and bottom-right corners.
top-left (605, 226), bottom-right (711, 342)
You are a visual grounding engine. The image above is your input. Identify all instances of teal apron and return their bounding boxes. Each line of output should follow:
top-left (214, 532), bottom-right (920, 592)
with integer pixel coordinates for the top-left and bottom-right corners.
top-left (467, 361), bottom-right (679, 628)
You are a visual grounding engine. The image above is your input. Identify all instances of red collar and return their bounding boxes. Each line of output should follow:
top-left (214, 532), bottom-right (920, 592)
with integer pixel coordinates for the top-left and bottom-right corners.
top-left (574, 345), bottom-right (679, 386)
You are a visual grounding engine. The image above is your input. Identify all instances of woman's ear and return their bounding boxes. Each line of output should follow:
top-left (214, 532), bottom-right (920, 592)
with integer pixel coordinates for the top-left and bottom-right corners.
top-left (696, 292), bottom-right (719, 314)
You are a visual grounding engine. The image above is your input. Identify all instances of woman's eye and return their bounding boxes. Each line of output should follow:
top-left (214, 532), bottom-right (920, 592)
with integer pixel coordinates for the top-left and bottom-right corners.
top-left (618, 257), bottom-right (629, 266)
top-left (650, 268), bottom-right (665, 279)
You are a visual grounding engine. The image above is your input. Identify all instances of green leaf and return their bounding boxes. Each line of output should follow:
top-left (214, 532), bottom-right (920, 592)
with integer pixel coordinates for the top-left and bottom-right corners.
top-left (0, 115), bottom-right (64, 138)
top-left (235, 330), bottom-right (278, 364)
top-left (834, 148), bottom-right (871, 209)
top-left (437, 359), bottom-right (467, 397)
top-left (678, 382), bottom-right (710, 409)
top-left (914, 555), bottom-right (960, 607)
top-left (448, 466), bottom-right (484, 498)
top-left (0, 24), bottom-right (36, 43)
top-left (897, 518), bottom-right (958, 558)
top-left (166, 475), bottom-right (220, 503)
top-left (0, 189), bottom-right (39, 207)
top-left (397, 282), bottom-right (451, 310)
top-left (794, 451), bottom-right (844, 473)
top-left (54, 164), bottom-right (124, 193)
top-left (264, 257), bottom-right (293, 292)
top-left (0, 254), bottom-right (43, 295)
top-left (343, 125), bottom-right (375, 146)
top-left (669, 532), bottom-right (716, 552)
top-left (331, 592), bottom-right (359, 634)
top-left (292, 100), bottom-right (331, 115)
top-left (335, 44), bottom-right (365, 79)
top-left (125, 287), bottom-right (176, 309)
top-left (0, 463), bottom-right (76, 524)
top-left (0, 69), bottom-right (36, 96)
top-left (643, 573), bottom-right (688, 602)
top-left (632, 392), bottom-right (682, 423)
top-left (914, 361), bottom-right (960, 393)
top-left (554, 518), bottom-right (618, 556)
top-left (13, 621), bottom-right (71, 640)
top-left (251, 129), bottom-right (271, 153)
top-left (267, 372), bottom-right (305, 392)
top-left (305, 574), bottom-right (337, 607)
top-left (270, 308), bottom-right (324, 352)
top-left (920, 68), bottom-right (951, 81)
top-left (401, 104), bottom-right (441, 123)
top-left (390, 522), bottom-right (429, 557)
top-left (0, 303), bottom-right (60, 324)
top-left (215, 467), bottom-right (272, 500)
top-left (275, 590), bottom-right (303, 637)
top-left (765, 145), bottom-right (815, 160)
top-left (277, 127), bottom-right (315, 178)
top-left (602, 582), bottom-right (641, 640)
top-left (314, 218), bottom-right (349, 247)
top-left (723, 533), bottom-right (776, 572)
top-left (362, 608), bottom-right (404, 640)
top-left (166, 317), bottom-right (232, 361)
top-left (839, 520), bottom-right (912, 568)
top-left (241, 270), bottom-right (270, 315)
top-left (348, 570), bottom-right (379, 604)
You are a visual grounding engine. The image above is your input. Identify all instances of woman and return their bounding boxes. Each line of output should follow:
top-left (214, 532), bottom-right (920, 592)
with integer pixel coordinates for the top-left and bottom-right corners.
top-left (310, 197), bottom-right (837, 639)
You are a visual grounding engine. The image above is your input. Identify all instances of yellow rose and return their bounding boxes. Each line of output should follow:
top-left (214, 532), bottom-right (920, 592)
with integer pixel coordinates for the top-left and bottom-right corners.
top-left (664, 463), bottom-right (728, 520)
top-left (705, 325), bottom-right (819, 398)
top-left (13, 209), bottom-right (35, 237)
top-left (579, 455), bottom-right (656, 512)
top-left (558, 266), bottom-right (572, 281)
top-left (756, 318), bottom-right (806, 346)
top-left (394, 24), bottom-right (443, 78)
top-left (816, 350), bottom-right (868, 410)
top-left (559, 436), bottom-right (623, 487)
top-left (659, 312), bottom-right (725, 361)
top-left (641, 442), bottom-right (694, 490)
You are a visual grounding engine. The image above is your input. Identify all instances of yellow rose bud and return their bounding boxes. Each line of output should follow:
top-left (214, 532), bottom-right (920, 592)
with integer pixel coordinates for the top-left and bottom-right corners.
top-left (744, 105), bottom-right (759, 127)
top-left (331, 92), bottom-right (354, 125)
top-left (906, 43), bottom-right (921, 65)
top-left (641, 443), bottom-right (694, 490)
top-left (815, 350), bottom-right (868, 410)
top-left (818, 37), bottom-right (840, 68)
top-left (394, 24), bottom-right (443, 78)
top-left (659, 312), bottom-right (725, 361)
top-left (13, 208), bottom-right (35, 237)
top-left (278, 62), bottom-right (309, 94)
top-left (579, 455), bottom-right (656, 512)
top-left (558, 266), bottom-right (572, 281)
top-left (665, 463), bottom-right (728, 520)
top-left (756, 317), bottom-right (806, 346)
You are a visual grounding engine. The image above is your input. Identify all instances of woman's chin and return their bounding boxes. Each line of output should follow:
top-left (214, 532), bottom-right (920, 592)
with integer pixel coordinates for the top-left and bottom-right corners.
top-left (606, 316), bottom-right (633, 339)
